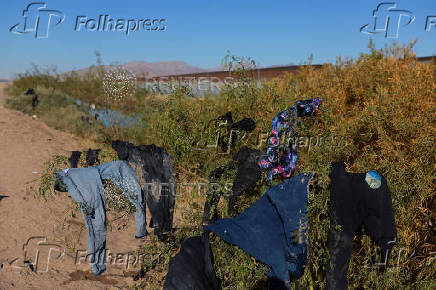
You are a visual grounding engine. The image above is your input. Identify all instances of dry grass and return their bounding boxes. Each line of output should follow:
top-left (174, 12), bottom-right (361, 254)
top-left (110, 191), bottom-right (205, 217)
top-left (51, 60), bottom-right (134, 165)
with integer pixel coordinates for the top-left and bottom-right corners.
top-left (5, 41), bottom-right (435, 289)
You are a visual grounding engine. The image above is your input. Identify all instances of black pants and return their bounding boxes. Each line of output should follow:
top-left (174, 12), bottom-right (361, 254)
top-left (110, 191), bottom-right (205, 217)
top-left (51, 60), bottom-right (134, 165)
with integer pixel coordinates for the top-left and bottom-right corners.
top-left (202, 147), bottom-right (263, 224)
top-left (326, 162), bottom-right (397, 290)
top-left (112, 141), bottom-right (176, 238)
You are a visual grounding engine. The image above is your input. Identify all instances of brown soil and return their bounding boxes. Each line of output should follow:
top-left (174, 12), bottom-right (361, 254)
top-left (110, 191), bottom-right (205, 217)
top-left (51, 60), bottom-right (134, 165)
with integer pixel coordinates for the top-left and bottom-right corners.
top-left (0, 83), bottom-right (151, 289)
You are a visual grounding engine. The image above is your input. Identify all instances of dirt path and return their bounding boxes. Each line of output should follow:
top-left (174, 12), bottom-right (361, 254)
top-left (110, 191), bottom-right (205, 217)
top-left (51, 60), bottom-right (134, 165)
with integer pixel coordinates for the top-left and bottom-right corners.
top-left (0, 84), bottom-right (148, 289)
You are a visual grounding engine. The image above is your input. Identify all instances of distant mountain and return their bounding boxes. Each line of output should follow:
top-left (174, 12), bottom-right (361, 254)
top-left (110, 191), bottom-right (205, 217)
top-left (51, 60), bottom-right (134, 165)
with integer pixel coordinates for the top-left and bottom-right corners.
top-left (266, 62), bottom-right (296, 68)
top-left (0, 79), bottom-right (10, 83)
top-left (74, 60), bottom-right (211, 78)
top-left (71, 60), bottom-right (298, 78)
top-left (199, 62), bottom-right (296, 73)
top-left (124, 60), bottom-right (210, 76)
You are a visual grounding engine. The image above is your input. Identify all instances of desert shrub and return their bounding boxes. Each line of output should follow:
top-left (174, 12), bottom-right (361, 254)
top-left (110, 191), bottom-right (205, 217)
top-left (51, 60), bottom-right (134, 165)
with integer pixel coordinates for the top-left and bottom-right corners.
top-left (6, 41), bottom-right (435, 289)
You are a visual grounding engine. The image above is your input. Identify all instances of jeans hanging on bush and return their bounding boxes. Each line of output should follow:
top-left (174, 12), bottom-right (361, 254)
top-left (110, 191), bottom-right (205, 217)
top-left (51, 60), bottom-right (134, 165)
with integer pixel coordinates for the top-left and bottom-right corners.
top-left (205, 173), bottom-right (315, 289)
top-left (56, 167), bottom-right (107, 275)
top-left (56, 160), bottom-right (147, 275)
top-left (96, 160), bottom-right (147, 239)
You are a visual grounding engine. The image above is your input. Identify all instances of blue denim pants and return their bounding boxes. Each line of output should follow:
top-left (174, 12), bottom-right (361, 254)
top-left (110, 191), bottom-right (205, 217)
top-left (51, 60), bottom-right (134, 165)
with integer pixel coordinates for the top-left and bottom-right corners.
top-left (57, 160), bottom-right (147, 275)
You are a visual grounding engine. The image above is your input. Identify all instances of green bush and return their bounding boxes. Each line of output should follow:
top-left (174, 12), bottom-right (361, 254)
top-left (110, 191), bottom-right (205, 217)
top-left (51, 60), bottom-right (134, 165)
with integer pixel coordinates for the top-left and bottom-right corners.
top-left (6, 41), bottom-right (435, 289)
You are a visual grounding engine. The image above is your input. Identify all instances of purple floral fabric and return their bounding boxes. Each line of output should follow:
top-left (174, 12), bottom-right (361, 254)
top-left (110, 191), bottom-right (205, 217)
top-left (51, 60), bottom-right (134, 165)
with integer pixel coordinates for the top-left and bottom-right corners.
top-left (258, 98), bottom-right (322, 181)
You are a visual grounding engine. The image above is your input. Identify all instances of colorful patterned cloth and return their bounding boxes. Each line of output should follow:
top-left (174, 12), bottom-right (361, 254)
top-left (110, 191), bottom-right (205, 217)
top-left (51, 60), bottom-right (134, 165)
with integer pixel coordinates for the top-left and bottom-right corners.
top-left (258, 98), bottom-right (322, 181)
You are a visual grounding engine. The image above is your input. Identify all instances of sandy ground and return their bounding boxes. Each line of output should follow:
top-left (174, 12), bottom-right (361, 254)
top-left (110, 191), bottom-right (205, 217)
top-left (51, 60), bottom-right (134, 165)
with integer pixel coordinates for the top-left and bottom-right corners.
top-left (0, 83), bottom-right (151, 289)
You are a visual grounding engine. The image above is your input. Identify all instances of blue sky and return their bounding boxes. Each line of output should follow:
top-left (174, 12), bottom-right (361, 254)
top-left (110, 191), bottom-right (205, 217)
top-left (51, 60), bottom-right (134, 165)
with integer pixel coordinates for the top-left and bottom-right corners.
top-left (0, 0), bottom-right (435, 79)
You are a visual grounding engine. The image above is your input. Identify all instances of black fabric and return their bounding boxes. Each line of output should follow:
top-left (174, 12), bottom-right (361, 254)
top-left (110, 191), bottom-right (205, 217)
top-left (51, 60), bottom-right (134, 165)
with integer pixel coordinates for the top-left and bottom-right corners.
top-left (25, 88), bottom-right (35, 95)
top-left (218, 111), bottom-right (233, 129)
top-left (112, 140), bottom-right (176, 238)
top-left (86, 149), bottom-right (101, 166)
top-left (54, 174), bottom-right (67, 192)
top-left (25, 88), bottom-right (38, 109)
top-left (112, 140), bottom-right (133, 160)
top-left (202, 163), bottom-right (234, 225)
top-left (267, 277), bottom-right (290, 290)
top-left (218, 112), bottom-right (256, 132)
top-left (228, 147), bottom-right (264, 215)
top-left (81, 116), bottom-right (91, 124)
top-left (233, 117), bottom-right (256, 131)
top-left (163, 233), bottom-right (221, 290)
top-left (202, 147), bottom-right (264, 224)
top-left (31, 95), bottom-right (39, 109)
top-left (68, 151), bottom-right (82, 168)
top-left (216, 112), bottom-right (256, 152)
top-left (326, 162), bottom-right (397, 290)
